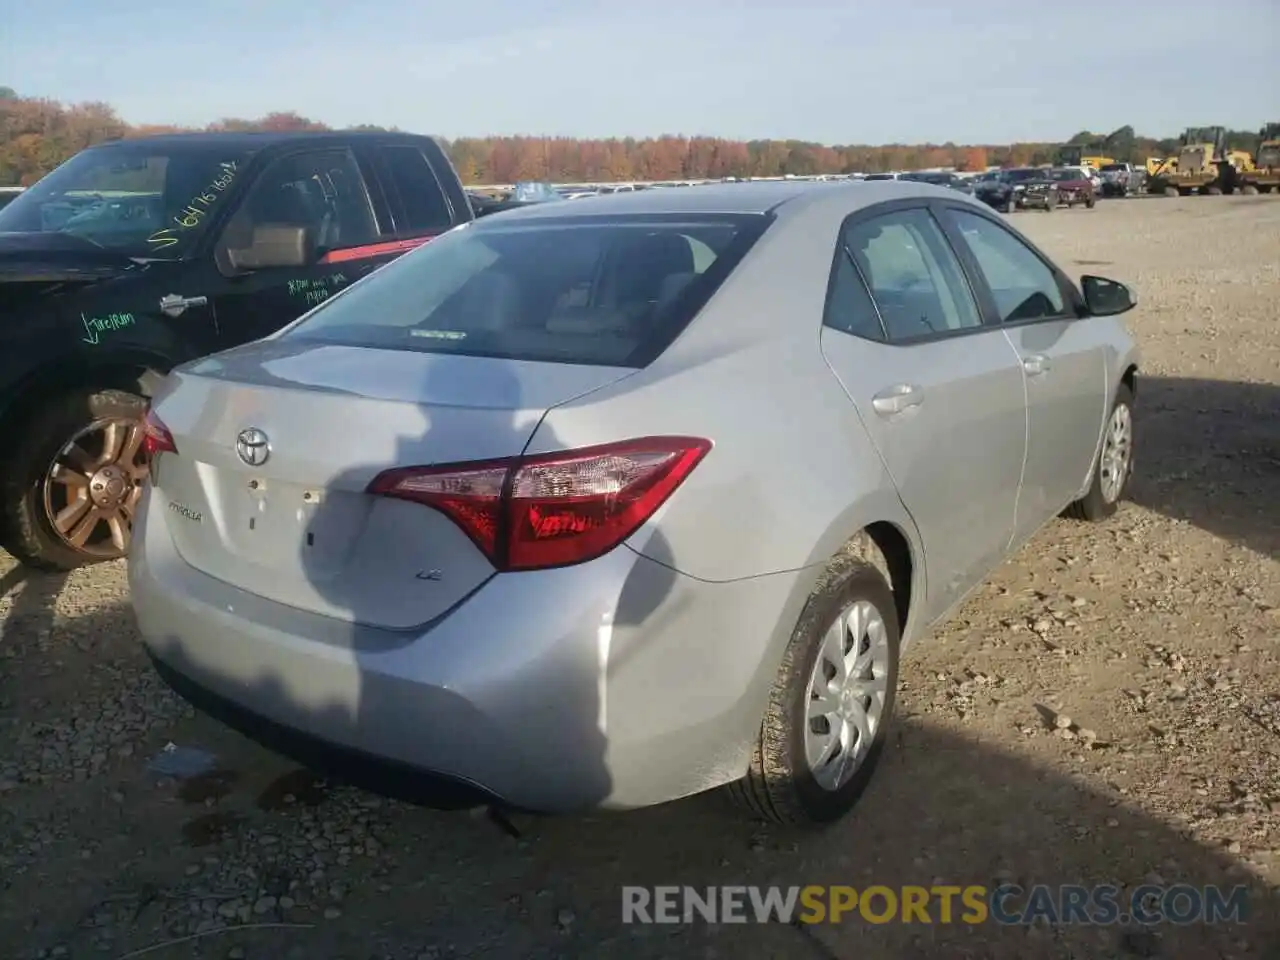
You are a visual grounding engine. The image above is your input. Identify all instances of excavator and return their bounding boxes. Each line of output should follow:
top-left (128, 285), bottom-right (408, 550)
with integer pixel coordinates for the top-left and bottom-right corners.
top-left (1146, 126), bottom-right (1248, 196)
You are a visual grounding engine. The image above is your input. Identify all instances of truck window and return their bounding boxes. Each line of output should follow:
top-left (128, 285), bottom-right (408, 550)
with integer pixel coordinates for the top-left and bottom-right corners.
top-left (377, 146), bottom-right (455, 233)
top-left (221, 148), bottom-right (378, 254)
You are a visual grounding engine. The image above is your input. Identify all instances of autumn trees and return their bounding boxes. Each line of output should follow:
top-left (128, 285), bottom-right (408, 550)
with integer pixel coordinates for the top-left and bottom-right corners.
top-left (0, 88), bottom-right (1259, 188)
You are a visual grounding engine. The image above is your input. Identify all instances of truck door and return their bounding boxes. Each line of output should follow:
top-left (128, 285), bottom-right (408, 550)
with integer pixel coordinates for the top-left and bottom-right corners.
top-left (206, 146), bottom-right (403, 350)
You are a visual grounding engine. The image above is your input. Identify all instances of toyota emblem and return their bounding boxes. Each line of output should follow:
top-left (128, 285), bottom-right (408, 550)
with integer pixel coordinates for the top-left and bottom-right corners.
top-left (236, 427), bottom-right (270, 467)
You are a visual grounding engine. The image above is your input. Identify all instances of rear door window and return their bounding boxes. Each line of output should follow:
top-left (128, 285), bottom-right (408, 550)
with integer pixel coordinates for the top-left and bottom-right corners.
top-left (842, 207), bottom-right (983, 341)
top-left (376, 145), bottom-right (456, 233)
top-left (281, 214), bottom-right (770, 367)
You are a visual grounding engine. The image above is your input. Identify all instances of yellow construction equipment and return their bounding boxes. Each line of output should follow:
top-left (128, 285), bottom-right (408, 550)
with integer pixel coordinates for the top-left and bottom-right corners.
top-left (1238, 122), bottom-right (1280, 194)
top-left (1056, 144), bottom-right (1115, 169)
top-left (1146, 127), bottom-right (1247, 196)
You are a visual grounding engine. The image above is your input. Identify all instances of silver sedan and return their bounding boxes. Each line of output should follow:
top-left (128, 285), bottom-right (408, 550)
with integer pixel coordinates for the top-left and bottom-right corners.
top-left (129, 180), bottom-right (1140, 825)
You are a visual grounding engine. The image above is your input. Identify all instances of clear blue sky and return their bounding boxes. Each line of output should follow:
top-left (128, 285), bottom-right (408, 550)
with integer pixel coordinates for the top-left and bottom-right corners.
top-left (3, 0), bottom-right (1276, 143)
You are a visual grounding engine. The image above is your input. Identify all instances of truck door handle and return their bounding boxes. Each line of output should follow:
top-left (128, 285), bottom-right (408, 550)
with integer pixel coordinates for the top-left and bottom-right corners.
top-left (159, 293), bottom-right (209, 318)
top-left (1022, 354), bottom-right (1051, 376)
top-left (871, 384), bottom-right (924, 417)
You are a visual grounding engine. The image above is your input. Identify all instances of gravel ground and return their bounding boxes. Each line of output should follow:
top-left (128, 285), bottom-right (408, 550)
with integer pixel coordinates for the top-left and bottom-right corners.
top-left (1, 195), bottom-right (1278, 960)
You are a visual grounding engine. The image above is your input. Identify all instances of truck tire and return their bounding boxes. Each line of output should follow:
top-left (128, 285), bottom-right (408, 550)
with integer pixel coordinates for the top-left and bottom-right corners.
top-left (1164, 187), bottom-right (1179, 198)
top-left (1085, 195), bottom-right (1096, 208)
top-left (1, 388), bottom-right (150, 571)
top-left (1205, 185), bottom-right (1223, 196)
top-left (1241, 184), bottom-right (1260, 195)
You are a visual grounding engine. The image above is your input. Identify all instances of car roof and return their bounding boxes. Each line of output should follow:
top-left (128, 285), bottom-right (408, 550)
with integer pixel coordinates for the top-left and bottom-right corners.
top-left (82, 130), bottom-right (439, 152)
top-left (475, 179), bottom-right (966, 221)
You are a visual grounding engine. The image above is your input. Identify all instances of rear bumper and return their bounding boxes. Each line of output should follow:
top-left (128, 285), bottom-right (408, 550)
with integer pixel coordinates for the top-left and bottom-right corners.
top-left (129, 487), bottom-right (804, 813)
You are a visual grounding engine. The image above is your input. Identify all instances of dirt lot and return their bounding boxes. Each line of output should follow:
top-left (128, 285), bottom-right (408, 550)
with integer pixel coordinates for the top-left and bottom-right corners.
top-left (2, 195), bottom-right (1278, 960)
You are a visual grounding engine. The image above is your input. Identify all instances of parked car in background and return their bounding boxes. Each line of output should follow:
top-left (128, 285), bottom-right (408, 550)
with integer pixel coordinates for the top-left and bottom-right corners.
top-left (1098, 162), bottom-right (1143, 197)
top-left (897, 171), bottom-right (974, 194)
top-left (973, 167), bottom-right (1059, 212)
top-left (511, 181), bottom-right (565, 203)
top-left (1047, 167), bottom-right (1097, 208)
top-left (0, 186), bottom-right (22, 210)
top-left (132, 180), bottom-right (1140, 827)
top-left (0, 130), bottom-right (474, 570)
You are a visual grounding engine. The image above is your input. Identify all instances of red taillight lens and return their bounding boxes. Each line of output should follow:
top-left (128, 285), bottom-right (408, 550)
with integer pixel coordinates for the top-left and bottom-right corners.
top-left (141, 409), bottom-right (177, 456)
top-left (367, 436), bottom-right (711, 571)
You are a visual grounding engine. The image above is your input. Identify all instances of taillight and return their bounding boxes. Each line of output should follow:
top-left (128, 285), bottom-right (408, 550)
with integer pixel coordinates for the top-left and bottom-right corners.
top-left (142, 409), bottom-right (178, 456)
top-left (367, 436), bottom-right (711, 571)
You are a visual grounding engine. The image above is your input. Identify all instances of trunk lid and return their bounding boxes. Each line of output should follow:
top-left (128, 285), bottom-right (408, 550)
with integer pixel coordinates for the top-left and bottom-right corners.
top-left (151, 340), bottom-right (635, 629)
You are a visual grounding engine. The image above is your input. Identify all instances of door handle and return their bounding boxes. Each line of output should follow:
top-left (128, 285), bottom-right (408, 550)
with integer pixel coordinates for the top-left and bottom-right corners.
top-left (159, 293), bottom-right (209, 318)
top-left (871, 384), bottom-right (924, 417)
top-left (1022, 354), bottom-right (1051, 376)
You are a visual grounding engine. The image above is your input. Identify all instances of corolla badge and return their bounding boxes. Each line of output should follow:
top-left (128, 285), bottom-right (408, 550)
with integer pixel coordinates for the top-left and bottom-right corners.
top-left (168, 501), bottom-right (203, 522)
top-left (236, 427), bottom-right (270, 467)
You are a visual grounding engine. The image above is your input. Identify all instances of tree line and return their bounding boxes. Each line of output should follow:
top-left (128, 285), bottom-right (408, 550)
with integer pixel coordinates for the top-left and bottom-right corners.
top-left (0, 88), bottom-right (1268, 188)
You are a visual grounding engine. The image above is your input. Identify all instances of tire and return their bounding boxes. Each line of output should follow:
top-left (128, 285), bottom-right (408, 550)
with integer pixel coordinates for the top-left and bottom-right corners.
top-left (1205, 185), bottom-right (1223, 196)
top-left (1065, 383), bottom-right (1134, 523)
top-left (1, 387), bottom-right (150, 571)
top-left (1241, 184), bottom-right (1260, 195)
top-left (1164, 187), bottom-right (1179, 198)
top-left (1085, 195), bottom-right (1096, 208)
top-left (1004, 196), bottom-right (1017, 213)
top-left (729, 543), bottom-right (900, 826)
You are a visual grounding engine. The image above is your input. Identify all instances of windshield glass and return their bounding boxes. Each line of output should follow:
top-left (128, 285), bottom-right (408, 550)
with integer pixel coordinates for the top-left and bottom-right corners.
top-left (1100, 163), bottom-right (1126, 172)
top-left (281, 214), bottom-right (770, 367)
top-left (1048, 168), bottom-right (1082, 181)
top-left (905, 172), bottom-right (949, 184)
top-left (0, 141), bottom-right (254, 258)
top-left (1003, 168), bottom-right (1044, 182)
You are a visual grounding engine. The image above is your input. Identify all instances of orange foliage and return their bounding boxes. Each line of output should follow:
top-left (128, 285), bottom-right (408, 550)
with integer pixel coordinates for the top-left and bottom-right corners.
top-left (0, 92), bottom-right (1071, 187)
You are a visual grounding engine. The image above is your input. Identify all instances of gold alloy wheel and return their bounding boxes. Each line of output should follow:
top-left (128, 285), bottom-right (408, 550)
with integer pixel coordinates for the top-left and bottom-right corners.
top-left (40, 414), bottom-right (149, 558)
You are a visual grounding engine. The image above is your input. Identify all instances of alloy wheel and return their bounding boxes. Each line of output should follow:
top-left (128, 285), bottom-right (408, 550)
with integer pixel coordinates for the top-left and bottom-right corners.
top-left (41, 415), bottom-right (149, 557)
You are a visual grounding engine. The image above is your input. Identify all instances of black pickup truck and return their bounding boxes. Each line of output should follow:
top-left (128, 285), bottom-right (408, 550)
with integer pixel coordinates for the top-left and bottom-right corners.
top-left (0, 130), bottom-right (475, 570)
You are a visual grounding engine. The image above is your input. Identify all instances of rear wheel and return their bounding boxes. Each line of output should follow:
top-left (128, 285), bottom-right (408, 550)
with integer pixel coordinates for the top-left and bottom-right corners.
top-left (1205, 184), bottom-right (1223, 196)
top-left (730, 547), bottom-right (899, 826)
top-left (1241, 184), bottom-right (1260, 195)
top-left (1, 388), bottom-right (150, 570)
top-left (1163, 186), bottom-right (1179, 198)
top-left (1085, 195), bottom-right (1096, 208)
top-left (1065, 383), bottom-right (1134, 522)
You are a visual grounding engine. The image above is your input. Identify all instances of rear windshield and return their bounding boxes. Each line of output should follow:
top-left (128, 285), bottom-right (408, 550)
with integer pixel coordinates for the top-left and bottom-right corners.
top-left (281, 213), bottom-right (770, 367)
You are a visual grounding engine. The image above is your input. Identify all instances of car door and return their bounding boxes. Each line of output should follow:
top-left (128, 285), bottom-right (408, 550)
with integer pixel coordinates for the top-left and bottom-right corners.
top-left (819, 202), bottom-right (1028, 622)
top-left (936, 203), bottom-right (1108, 545)
top-left (207, 145), bottom-right (403, 349)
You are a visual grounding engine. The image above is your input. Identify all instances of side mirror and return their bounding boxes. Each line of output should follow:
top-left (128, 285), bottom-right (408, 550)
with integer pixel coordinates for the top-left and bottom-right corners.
top-left (1080, 275), bottom-right (1136, 316)
top-left (224, 224), bottom-right (315, 272)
